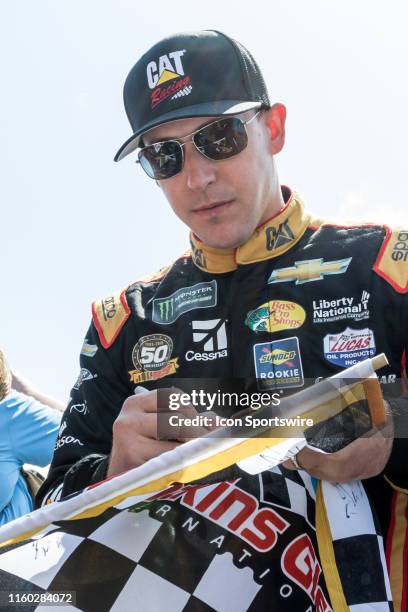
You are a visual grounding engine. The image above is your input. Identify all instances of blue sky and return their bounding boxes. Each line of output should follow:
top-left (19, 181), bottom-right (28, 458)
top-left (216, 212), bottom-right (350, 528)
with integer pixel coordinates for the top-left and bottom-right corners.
top-left (1, 0), bottom-right (407, 400)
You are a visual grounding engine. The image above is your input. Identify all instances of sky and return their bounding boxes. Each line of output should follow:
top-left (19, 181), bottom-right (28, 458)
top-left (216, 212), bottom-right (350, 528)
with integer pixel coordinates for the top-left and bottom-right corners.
top-left (1, 0), bottom-right (407, 401)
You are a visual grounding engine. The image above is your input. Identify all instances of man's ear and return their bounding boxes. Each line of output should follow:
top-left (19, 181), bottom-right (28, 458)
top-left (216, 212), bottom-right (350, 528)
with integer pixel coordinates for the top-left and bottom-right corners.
top-left (264, 103), bottom-right (286, 154)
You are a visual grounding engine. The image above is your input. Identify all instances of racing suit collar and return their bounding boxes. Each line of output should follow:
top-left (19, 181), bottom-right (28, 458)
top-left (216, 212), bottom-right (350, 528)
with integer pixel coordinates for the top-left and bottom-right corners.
top-left (189, 188), bottom-right (311, 273)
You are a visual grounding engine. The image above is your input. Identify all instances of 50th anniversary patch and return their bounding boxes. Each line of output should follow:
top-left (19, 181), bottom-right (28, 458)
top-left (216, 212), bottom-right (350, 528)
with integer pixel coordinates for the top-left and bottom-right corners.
top-left (128, 334), bottom-right (179, 384)
top-left (152, 281), bottom-right (217, 324)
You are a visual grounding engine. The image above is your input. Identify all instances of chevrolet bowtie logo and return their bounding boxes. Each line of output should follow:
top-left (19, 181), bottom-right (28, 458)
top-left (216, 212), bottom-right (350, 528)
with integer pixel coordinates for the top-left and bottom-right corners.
top-left (268, 257), bottom-right (352, 285)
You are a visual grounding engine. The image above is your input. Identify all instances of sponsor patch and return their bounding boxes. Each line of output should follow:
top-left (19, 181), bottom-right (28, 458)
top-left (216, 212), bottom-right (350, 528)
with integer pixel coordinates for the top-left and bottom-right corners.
top-left (185, 319), bottom-right (228, 362)
top-left (312, 291), bottom-right (370, 324)
top-left (80, 340), bottom-right (98, 358)
top-left (153, 280), bottom-right (217, 324)
top-left (373, 228), bottom-right (408, 292)
top-left (253, 337), bottom-right (304, 389)
top-left (245, 300), bottom-right (305, 333)
top-left (70, 401), bottom-right (88, 416)
top-left (391, 230), bottom-right (408, 262)
top-left (323, 327), bottom-right (376, 368)
top-left (73, 368), bottom-right (98, 390)
top-left (55, 435), bottom-right (83, 450)
top-left (268, 258), bottom-right (352, 285)
top-left (146, 49), bottom-right (193, 109)
top-left (129, 334), bottom-right (178, 384)
top-left (58, 420), bottom-right (67, 437)
top-left (92, 290), bottom-right (130, 349)
top-left (379, 374), bottom-right (397, 385)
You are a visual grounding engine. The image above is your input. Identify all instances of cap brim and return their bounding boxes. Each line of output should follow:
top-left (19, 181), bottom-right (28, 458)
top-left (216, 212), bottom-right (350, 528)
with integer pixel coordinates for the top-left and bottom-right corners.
top-left (114, 100), bottom-right (262, 162)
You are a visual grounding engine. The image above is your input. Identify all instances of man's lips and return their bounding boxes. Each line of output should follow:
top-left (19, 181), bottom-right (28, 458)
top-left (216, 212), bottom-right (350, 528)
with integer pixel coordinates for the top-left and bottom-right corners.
top-left (192, 200), bottom-right (234, 217)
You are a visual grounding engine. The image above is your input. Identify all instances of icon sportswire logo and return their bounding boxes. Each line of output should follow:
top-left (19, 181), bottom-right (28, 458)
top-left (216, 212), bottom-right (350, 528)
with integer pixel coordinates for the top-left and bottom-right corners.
top-left (186, 319), bottom-right (228, 361)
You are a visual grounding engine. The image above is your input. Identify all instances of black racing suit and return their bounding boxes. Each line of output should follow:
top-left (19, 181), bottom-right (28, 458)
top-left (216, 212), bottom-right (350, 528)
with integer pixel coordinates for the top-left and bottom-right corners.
top-left (37, 187), bottom-right (408, 610)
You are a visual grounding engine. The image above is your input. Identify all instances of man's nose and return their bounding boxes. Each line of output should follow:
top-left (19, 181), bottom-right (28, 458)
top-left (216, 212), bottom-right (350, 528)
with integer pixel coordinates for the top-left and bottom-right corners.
top-left (183, 143), bottom-right (216, 192)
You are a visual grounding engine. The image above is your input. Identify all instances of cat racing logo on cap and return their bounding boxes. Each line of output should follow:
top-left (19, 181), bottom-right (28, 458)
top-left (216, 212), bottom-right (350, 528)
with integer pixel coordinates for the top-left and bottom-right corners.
top-left (146, 50), bottom-right (192, 109)
top-left (147, 50), bottom-right (186, 88)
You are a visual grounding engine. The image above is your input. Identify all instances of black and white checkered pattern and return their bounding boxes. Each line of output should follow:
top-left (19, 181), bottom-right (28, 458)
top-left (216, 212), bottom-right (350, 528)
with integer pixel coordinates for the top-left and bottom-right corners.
top-left (0, 471), bottom-right (393, 612)
top-left (0, 506), bottom-right (271, 612)
top-left (259, 466), bottom-right (317, 529)
top-left (321, 480), bottom-right (393, 611)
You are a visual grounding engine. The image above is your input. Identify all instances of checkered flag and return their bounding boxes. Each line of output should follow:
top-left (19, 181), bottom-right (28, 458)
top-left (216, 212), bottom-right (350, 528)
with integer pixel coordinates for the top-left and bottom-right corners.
top-left (0, 355), bottom-right (394, 610)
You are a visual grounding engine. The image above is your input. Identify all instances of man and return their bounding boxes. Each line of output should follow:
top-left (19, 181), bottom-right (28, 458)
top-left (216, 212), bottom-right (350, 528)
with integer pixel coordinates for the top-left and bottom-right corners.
top-left (38, 31), bottom-right (407, 609)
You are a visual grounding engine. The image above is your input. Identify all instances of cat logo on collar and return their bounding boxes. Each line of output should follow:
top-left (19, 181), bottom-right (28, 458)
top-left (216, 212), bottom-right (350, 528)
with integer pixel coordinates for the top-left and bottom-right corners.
top-left (268, 257), bottom-right (352, 285)
top-left (190, 240), bottom-right (207, 269)
top-left (265, 220), bottom-right (295, 251)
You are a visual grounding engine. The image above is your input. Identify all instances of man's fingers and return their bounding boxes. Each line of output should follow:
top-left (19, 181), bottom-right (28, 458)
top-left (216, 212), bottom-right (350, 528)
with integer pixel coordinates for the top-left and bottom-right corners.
top-left (120, 389), bottom-right (219, 443)
top-left (123, 387), bottom-right (200, 416)
top-left (122, 409), bottom-right (216, 441)
top-left (134, 412), bottom-right (161, 438)
top-left (122, 391), bottom-right (159, 414)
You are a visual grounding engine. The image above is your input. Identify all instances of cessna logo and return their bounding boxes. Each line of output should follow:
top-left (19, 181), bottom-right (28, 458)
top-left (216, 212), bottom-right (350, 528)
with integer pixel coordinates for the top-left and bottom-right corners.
top-left (268, 257), bottom-right (352, 285)
top-left (146, 50), bottom-right (186, 89)
top-left (185, 319), bottom-right (228, 361)
top-left (265, 220), bottom-right (294, 251)
top-left (192, 319), bottom-right (227, 351)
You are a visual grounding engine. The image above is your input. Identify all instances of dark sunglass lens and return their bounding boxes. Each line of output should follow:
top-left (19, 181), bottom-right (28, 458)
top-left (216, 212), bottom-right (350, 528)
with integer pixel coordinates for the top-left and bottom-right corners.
top-left (139, 141), bottom-right (183, 179)
top-left (194, 118), bottom-right (248, 160)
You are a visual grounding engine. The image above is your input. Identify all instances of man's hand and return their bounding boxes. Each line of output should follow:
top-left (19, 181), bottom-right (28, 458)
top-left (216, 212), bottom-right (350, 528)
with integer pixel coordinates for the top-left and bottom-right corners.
top-left (283, 418), bottom-right (393, 482)
top-left (107, 389), bottom-right (215, 479)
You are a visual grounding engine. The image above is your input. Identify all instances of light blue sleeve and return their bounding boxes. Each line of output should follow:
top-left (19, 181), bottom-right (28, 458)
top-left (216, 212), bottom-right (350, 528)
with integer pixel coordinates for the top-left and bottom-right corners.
top-left (8, 392), bottom-right (62, 467)
top-left (0, 464), bottom-right (20, 513)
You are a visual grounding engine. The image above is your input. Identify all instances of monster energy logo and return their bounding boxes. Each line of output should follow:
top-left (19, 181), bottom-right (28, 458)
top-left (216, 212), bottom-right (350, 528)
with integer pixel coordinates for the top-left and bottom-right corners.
top-left (159, 299), bottom-right (174, 320)
top-left (153, 280), bottom-right (217, 324)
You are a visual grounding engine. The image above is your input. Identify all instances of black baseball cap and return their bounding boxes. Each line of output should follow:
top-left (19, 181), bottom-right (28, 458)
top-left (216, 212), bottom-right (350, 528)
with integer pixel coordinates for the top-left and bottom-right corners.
top-left (114, 30), bottom-right (270, 161)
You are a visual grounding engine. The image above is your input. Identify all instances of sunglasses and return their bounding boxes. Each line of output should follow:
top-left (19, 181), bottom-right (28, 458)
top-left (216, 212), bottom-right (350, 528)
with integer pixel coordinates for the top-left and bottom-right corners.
top-left (136, 111), bottom-right (261, 180)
